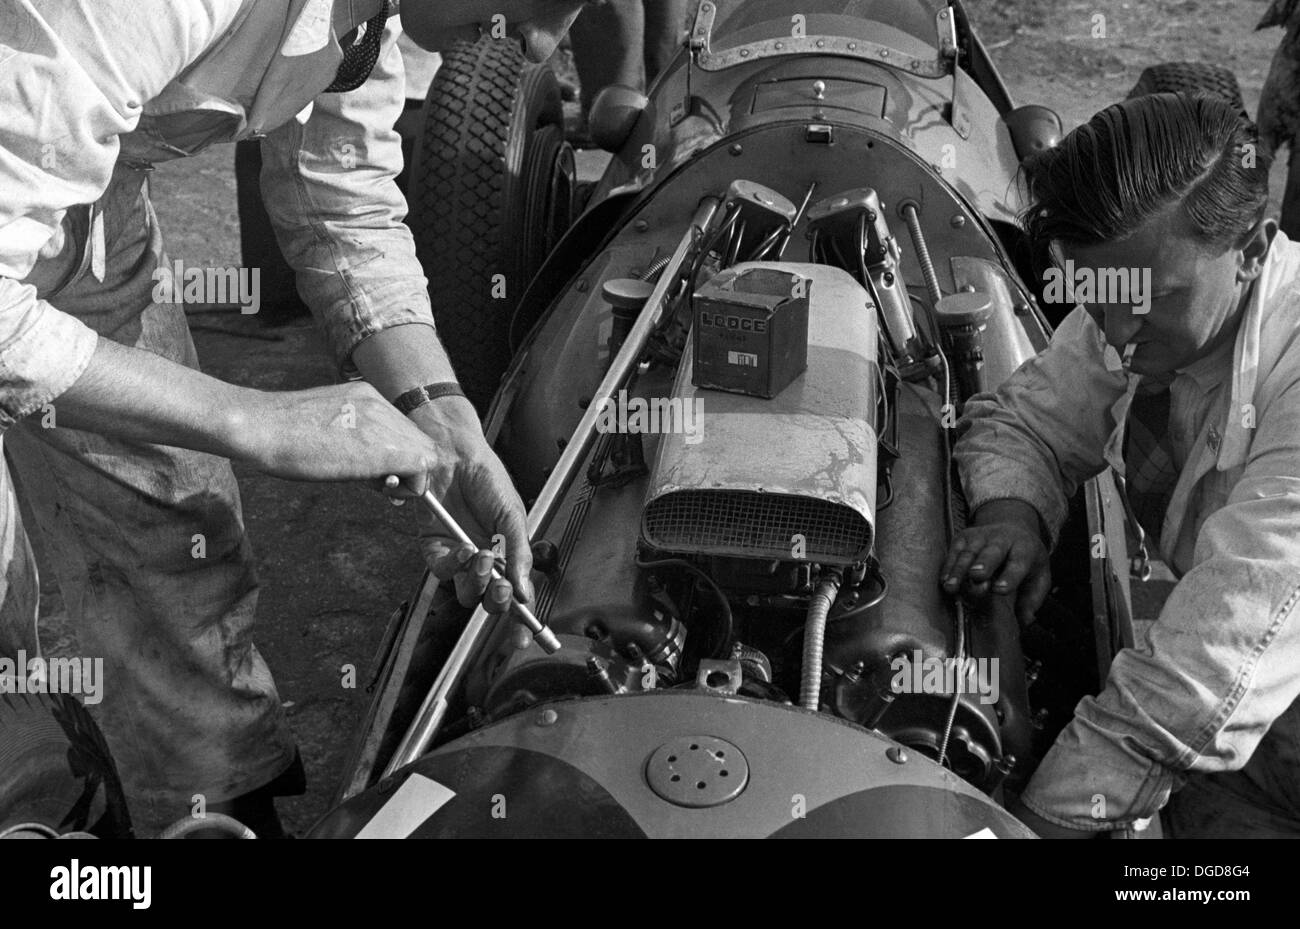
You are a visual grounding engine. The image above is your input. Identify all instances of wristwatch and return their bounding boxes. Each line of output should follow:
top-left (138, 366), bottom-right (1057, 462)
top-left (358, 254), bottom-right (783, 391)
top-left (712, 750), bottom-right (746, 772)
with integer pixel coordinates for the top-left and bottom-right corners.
top-left (392, 381), bottom-right (467, 415)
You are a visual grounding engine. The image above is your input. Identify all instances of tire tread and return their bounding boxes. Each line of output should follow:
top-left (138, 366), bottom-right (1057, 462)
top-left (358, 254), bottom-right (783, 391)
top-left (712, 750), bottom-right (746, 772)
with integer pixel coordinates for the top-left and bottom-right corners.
top-left (409, 39), bottom-right (528, 413)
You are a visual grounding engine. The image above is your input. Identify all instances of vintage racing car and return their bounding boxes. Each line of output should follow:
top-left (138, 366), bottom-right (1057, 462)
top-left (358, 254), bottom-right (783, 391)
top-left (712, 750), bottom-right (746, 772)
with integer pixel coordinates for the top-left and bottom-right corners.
top-left (313, 0), bottom-right (1243, 839)
top-left (1, 0), bottom-right (1245, 840)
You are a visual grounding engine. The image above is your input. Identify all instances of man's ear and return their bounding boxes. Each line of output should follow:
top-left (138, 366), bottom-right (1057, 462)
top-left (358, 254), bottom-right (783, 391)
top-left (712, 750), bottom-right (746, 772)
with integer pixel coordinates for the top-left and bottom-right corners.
top-left (1236, 216), bottom-right (1277, 283)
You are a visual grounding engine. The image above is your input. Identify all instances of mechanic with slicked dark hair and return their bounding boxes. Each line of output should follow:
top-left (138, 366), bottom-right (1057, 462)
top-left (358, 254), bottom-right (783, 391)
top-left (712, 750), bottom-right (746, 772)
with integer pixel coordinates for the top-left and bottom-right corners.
top-left (0, 0), bottom-right (588, 836)
top-left (942, 92), bottom-right (1300, 837)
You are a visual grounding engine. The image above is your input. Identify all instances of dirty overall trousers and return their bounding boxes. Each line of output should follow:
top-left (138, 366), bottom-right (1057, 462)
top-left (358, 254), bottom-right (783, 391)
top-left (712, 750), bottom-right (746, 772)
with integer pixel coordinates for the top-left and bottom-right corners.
top-left (0, 0), bottom-right (417, 831)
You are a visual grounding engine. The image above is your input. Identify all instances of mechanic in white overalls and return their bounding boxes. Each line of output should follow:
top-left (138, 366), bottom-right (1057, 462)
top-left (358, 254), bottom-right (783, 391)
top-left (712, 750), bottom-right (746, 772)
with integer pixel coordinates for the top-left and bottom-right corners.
top-left (944, 93), bottom-right (1300, 837)
top-left (0, 0), bottom-right (588, 835)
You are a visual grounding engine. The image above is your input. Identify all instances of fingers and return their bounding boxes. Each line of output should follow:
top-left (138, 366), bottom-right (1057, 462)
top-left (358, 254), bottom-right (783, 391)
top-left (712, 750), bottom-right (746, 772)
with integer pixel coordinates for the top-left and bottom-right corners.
top-left (380, 474), bottom-right (407, 507)
top-left (941, 540), bottom-right (981, 592)
top-left (405, 432), bottom-right (532, 612)
top-left (942, 525), bottom-right (1049, 609)
top-left (496, 505), bottom-right (534, 605)
top-left (483, 575), bottom-right (514, 614)
top-left (429, 541), bottom-right (474, 582)
top-left (1017, 566), bottom-right (1053, 626)
top-left (942, 533), bottom-right (1008, 593)
top-left (452, 549), bottom-right (494, 607)
top-left (940, 535), bottom-right (968, 588)
top-left (378, 469), bottom-right (430, 502)
top-left (431, 544), bottom-right (517, 614)
top-left (989, 539), bottom-right (1034, 595)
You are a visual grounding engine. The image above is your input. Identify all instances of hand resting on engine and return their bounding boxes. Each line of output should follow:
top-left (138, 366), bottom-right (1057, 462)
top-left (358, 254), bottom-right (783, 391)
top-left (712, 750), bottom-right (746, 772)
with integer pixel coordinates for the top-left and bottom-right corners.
top-left (940, 498), bottom-right (1052, 625)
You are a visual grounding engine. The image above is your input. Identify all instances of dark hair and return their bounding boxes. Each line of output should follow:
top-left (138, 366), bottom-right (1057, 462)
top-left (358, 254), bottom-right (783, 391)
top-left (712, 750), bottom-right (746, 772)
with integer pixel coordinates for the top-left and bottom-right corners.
top-left (1022, 92), bottom-right (1269, 255)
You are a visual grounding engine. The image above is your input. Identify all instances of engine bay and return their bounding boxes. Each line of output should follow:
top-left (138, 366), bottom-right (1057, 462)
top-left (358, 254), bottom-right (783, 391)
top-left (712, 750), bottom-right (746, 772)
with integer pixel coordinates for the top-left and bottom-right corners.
top-left (455, 168), bottom-right (1111, 800)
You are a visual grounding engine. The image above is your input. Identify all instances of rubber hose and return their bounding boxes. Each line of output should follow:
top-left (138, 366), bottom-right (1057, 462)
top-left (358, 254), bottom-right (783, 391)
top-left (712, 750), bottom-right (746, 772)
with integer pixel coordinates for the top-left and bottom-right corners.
top-left (800, 572), bottom-right (843, 711)
top-left (158, 812), bottom-right (257, 840)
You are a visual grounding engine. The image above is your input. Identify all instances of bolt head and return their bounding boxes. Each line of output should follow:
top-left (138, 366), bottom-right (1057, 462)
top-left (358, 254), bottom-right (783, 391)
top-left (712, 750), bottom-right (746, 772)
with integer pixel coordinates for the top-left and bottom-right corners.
top-left (537, 708), bottom-right (559, 726)
top-left (950, 215), bottom-right (966, 228)
top-left (886, 746), bottom-right (908, 764)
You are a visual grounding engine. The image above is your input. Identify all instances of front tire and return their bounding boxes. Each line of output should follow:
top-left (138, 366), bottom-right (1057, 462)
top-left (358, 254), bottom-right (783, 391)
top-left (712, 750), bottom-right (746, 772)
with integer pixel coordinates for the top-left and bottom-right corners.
top-left (407, 38), bottom-right (575, 414)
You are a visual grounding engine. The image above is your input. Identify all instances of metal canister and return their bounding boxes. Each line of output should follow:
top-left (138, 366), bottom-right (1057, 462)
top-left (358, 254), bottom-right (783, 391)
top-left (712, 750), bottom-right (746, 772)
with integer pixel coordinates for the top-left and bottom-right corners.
top-left (934, 290), bottom-right (993, 402)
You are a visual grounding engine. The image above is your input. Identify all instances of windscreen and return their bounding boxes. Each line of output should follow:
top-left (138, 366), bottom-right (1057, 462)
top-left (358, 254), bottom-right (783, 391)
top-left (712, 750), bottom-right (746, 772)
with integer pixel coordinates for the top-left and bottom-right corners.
top-left (709, 0), bottom-right (945, 46)
top-left (695, 0), bottom-right (950, 75)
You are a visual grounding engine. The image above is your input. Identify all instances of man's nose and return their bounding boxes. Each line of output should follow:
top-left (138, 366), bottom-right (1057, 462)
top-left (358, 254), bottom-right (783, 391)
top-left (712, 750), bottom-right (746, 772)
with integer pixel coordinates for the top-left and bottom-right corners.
top-left (1103, 308), bottom-right (1143, 349)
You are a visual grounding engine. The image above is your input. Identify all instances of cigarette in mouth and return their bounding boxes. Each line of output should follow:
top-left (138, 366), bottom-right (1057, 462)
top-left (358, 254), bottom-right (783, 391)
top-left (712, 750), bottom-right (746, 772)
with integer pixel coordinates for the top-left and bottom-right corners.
top-left (1121, 342), bottom-right (1137, 369)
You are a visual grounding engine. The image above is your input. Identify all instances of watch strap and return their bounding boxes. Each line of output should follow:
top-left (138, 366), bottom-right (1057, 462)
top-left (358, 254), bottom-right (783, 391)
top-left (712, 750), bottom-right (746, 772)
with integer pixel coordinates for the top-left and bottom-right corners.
top-left (393, 381), bottom-right (466, 415)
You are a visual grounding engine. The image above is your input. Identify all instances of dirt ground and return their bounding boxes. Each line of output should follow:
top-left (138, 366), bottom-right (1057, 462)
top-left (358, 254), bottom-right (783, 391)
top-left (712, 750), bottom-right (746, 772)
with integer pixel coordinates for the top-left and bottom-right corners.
top-left (31, 0), bottom-right (1293, 835)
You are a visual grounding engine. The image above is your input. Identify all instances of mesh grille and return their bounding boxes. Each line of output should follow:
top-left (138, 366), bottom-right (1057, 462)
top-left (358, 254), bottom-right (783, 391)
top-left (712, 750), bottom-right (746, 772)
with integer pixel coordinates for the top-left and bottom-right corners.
top-left (643, 490), bottom-right (871, 563)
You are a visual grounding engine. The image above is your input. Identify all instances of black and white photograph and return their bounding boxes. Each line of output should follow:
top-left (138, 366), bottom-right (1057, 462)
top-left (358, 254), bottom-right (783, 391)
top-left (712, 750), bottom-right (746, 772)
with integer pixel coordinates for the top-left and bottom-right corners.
top-left (0, 0), bottom-right (1293, 904)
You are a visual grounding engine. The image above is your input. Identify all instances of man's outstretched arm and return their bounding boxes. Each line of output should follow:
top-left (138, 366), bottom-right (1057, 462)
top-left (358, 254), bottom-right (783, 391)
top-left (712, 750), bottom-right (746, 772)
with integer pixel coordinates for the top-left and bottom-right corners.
top-left (56, 337), bottom-right (446, 487)
top-left (947, 307), bottom-right (1129, 621)
top-left (258, 15), bottom-right (532, 602)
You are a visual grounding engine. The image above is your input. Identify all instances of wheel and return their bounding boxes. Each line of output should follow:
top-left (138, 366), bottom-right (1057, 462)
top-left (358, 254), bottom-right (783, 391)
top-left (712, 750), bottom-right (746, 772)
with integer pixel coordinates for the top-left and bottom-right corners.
top-left (408, 37), bottom-right (576, 414)
top-left (0, 692), bottom-right (132, 838)
top-left (1126, 62), bottom-right (1245, 116)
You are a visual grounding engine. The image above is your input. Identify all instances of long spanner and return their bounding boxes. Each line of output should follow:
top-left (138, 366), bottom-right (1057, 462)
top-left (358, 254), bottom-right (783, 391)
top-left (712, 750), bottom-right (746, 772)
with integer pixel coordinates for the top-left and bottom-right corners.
top-left (415, 485), bottom-right (559, 653)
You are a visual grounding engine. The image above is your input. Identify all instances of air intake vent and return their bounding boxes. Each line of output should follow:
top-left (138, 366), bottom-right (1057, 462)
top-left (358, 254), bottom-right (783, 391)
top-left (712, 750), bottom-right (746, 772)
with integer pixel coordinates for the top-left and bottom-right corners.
top-left (642, 490), bottom-right (872, 564)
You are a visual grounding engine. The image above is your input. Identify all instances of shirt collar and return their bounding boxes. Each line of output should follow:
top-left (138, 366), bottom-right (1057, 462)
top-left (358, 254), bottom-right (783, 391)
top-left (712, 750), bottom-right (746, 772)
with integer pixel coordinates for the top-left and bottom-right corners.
top-left (1215, 257), bottom-right (1271, 470)
top-left (1174, 327), bottom-right (1236, 389)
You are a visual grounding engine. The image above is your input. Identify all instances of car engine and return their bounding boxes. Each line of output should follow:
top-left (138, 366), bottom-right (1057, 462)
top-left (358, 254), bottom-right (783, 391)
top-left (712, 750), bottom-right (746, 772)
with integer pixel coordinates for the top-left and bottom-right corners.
top-left (461, 175), bottom-right (1048, 795)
